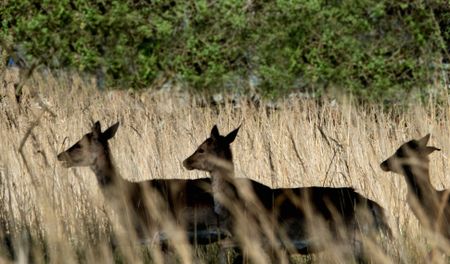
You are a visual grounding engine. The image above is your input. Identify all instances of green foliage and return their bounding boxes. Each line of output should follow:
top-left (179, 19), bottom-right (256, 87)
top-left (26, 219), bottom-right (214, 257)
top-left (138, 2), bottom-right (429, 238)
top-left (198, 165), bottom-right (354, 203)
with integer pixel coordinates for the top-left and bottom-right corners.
top-left (0, 0), bottom-right (448, 102)
top-left (251, 0), bottom-right (447, 101)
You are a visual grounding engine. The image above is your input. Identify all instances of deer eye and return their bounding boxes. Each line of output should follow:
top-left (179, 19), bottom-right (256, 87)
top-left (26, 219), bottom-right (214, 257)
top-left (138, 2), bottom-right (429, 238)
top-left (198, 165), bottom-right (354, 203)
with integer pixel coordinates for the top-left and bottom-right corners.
top-left (198, 149), bottom-right (205, 154)
top-left (396, 149), bottom-right (406, 158)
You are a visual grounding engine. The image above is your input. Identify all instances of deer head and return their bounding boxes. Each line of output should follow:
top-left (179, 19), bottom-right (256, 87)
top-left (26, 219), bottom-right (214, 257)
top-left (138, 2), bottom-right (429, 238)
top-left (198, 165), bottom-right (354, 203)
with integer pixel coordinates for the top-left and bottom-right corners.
top-left (183, 125), bottom-right (240, 172)
top-left (380, 134), bottom-right (440, 174)
top-left (57, 121), bottom-right (119, 168)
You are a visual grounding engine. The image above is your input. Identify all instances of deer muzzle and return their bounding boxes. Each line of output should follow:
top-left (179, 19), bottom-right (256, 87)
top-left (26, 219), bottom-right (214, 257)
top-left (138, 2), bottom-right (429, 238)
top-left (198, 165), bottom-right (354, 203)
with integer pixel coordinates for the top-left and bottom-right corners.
top-left (183, 159), bottom-right (194, 170)
top-left (380, 160), bottom-right (390, 171)
top-left (57, 152), bottom-right (71, 168)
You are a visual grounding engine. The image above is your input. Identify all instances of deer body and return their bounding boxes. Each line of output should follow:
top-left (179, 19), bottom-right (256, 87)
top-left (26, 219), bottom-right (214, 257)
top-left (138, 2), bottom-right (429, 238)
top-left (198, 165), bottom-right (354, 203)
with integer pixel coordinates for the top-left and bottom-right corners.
top-left (380, 134), bottom-right (450, 239)
top-left (57, 122), bottom-right (224, 245)
top-left (234, 181), bottom-right (389, 253)
top-left (184, 125), bottom-right (391, 254)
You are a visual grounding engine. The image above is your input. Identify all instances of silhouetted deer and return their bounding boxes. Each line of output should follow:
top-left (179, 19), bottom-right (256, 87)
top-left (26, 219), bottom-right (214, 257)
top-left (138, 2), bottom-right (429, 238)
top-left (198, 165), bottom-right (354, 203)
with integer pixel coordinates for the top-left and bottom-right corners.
top-left (184, 125), bottom-right (391, 257)
top-left (57, 121), bottom-right (226, 248)
top-left (380, 135), bottom-right (450, 244)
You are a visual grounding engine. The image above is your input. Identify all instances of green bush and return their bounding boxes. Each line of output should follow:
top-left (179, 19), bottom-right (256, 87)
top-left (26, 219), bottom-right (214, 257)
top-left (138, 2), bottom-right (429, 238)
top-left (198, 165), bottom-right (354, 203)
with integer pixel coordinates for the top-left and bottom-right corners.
top-left (251, 1), bottom-right (447, 101)
top-left (0, 0), bottom-right (448, 102)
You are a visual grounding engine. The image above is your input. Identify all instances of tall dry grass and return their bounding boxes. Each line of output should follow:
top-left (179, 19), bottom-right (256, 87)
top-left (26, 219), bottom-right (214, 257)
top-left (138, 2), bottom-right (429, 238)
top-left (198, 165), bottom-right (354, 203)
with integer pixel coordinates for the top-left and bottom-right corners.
top-left (0, 69), bottom-right (450, 263)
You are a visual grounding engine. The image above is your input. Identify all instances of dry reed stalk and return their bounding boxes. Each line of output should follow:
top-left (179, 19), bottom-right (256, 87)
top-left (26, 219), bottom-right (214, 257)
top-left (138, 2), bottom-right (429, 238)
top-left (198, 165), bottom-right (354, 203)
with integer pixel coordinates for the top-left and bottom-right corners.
top-left (0, 70), bottom-right (449, 263)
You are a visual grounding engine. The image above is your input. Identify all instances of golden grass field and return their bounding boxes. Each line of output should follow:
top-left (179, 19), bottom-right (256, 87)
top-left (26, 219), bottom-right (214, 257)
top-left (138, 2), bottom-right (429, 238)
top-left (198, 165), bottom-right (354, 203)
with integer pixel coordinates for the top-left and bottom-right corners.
top-left (1, 69), bottom-right (450, 263)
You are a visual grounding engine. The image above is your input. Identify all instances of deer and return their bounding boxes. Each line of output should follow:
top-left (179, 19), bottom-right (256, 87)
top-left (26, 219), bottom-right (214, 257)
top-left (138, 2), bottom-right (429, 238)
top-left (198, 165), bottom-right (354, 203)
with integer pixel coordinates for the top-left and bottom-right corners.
top-left (380, 134), bottom-right (450, 251)
top-left (183, 125), bottom-right (392, 260)
top-left (57, 121), bottom-right (229, 250)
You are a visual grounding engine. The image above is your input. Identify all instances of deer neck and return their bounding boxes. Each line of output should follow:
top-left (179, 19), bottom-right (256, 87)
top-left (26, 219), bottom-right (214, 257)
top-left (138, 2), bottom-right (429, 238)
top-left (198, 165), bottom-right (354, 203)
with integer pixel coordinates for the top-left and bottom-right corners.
top-left (90, 150), bottom-right (146, 237)
top-left (90, 150), bottom-right (133, 199)
top-left (90, 151), bottom-right (118, 187)
top-left (209, 158), bottom-right (235, 219)
top-left (402, 164), bottom-right (439, 215)
top-left (210, 165), bottom-right (235, 191)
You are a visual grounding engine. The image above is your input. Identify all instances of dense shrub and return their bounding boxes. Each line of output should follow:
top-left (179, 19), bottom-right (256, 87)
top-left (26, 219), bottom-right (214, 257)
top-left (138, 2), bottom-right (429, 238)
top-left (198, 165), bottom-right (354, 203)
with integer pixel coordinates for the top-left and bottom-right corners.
top-left (0, 0), bottom-right (448, 102)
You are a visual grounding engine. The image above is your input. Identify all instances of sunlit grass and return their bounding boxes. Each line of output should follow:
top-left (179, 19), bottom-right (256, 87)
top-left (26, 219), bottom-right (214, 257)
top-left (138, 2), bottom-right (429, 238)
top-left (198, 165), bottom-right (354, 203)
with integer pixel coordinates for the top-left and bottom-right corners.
top-left (0, 69), bottom-right (449, 263)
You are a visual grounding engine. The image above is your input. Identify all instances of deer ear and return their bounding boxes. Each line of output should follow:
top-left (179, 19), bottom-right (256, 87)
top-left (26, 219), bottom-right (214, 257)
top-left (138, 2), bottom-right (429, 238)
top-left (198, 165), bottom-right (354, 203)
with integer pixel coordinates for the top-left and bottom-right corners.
top-left (418, 134), bottom-right (430, 146)
top-left (425, 146), bottom-right (440, 155)
top-left (92, 121), bottom-right (102, 139)
top-left (102, 122), bottom-right (119, 140)
top-left (225, 125), bottom-right (240, 144)
top-left (210, 125), bottom-right (220, 140)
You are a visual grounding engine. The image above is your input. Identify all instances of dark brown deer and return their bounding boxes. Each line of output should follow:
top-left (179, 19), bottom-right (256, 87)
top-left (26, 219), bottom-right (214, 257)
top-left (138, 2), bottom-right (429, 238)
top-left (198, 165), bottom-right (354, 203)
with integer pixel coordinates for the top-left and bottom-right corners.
top-left (380, 135), bottom-right (450, 244)
top-left (57, 121), bottom-right (227, 247)
top-left (183, 125), bottom-right (391, 257)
